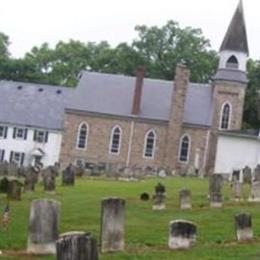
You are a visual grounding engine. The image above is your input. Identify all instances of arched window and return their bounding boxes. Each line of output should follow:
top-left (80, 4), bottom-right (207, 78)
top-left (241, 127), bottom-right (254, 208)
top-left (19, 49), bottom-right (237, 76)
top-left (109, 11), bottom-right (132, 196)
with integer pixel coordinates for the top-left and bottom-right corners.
top-left (179, 135), bottom-right (190, 162)
top-left (76, 122), bottom-right (88, 149)
top-left (226, 55), bottom-right (239, 69)
top-left (143, 130), bottom-right (156, 158)
top-left (220, 103), bottom-right (231, 130)
top-left (109, 126), bottom-right (122, 154)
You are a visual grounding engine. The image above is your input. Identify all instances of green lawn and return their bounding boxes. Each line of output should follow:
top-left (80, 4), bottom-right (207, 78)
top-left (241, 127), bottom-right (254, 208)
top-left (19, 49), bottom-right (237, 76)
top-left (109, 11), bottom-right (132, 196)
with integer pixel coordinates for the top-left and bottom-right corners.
top-left (1, 177), bottom-right (260, 260)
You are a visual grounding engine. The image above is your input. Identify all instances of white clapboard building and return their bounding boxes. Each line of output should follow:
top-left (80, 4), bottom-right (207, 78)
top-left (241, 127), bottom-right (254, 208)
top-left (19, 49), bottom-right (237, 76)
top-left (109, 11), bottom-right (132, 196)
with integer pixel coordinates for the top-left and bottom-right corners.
top-left (214, 130), bottom-right (260, 176)
top-left (0, 81), bottom-right (72, 167)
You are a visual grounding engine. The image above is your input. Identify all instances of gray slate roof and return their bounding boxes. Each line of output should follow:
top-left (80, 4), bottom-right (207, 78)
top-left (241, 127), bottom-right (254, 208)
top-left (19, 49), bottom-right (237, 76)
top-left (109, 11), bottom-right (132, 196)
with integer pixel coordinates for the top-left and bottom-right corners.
top-left (0, 81), bottom-right (73, 130)
top-left (67, 71), bottom-right (213, 127)
top-left (213, 69), bottom-right (248, 84)
top-left (220, 0), bottom-right (249, 55)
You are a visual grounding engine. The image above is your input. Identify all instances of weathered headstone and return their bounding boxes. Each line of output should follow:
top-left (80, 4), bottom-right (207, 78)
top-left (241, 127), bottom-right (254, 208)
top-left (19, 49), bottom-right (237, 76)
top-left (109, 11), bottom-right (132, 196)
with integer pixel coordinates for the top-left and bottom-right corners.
top-left (56, 232), bottom-right (98, 260)
top-left (235, 213), bottom-right (253, 241)
top-left (43, 171), bottom-right (56, 194)
top-left (168, 220), bottom-right (197, 249)
top-left (232, 180), bottom-right (242, 201)
top-left (7, 178), bottom-right (22, 200)
top-left (248, 181), bottom-right (260, 202)
top-left (7, 162), bottom-right (19, 177)
top-left (24, 167), bottom-right (37, 192)
top-left (210, 192), bottom-right (223, 208)
top-left (27, 199), bottom-right (60, 255)
top-left (243, 166), bottom-right (252, 184)
top-left (179, 189), bottom-right (192, 209)
top-left (62, 164), bottom-right (75, 186)
top-left (155, 182), bottom-right (166, 195)
top-left (158, 169), bottom-right (166, 178)
top-left (140, 192), bottom-right (150, 201)
top-left (209, 174), bottom-right (223, 207)
top-left (187, 165), bottom-right (196, 176)
top-left (100, 198), bottom-right (125, 253)
top-left (254, 165), bottom-right (260, 181)
top-left (152, 193), bottom-right (166, 210)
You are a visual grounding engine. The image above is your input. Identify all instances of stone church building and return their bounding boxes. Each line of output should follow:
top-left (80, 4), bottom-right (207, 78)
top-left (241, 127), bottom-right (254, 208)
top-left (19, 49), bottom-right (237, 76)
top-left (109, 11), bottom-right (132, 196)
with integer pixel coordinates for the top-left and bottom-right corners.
top-left (60, 0), bottom-right (248, 174)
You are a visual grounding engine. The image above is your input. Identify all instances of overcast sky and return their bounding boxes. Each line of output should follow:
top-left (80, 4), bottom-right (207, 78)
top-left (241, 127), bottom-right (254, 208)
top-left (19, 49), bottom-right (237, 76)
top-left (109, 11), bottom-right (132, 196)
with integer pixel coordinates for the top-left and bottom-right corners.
top-left (1, 0), bottom-right (259, 59)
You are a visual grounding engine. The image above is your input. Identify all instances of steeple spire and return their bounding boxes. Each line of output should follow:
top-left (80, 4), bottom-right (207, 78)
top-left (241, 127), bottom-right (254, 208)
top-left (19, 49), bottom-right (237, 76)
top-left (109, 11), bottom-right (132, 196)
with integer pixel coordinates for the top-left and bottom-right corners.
top-left (220, 0), bottom-right (249, 56)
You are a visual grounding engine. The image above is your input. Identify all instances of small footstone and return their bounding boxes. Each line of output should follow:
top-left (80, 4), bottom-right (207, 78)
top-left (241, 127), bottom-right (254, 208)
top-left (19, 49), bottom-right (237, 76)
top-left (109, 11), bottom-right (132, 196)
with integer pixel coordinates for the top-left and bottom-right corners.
top-left (168, 220), bottom-right (197, 249)
top-left (56, 231), bottom-right (98, 260)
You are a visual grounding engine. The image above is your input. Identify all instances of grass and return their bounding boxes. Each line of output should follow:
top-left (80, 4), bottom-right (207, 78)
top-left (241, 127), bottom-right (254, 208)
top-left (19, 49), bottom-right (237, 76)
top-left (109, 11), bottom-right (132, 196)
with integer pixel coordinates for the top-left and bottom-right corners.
top-left (0, 176), bottom-right (260, 259)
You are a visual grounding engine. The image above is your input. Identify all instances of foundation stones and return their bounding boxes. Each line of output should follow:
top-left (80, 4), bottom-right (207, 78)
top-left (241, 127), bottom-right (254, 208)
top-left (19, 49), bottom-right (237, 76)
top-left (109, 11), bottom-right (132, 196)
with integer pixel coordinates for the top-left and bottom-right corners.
top-left (235, 213), bottom-right (253, 241)
top-left (168, 220), bottom-right (197, 249)
top-left (27, 199), bottom-right (60, 255)
top-left (100, 198), bottom-right (125, 253)
top-left (56, 232), bottom-right (98, 260)
top-left (179, 189), bottom-right (192, 209)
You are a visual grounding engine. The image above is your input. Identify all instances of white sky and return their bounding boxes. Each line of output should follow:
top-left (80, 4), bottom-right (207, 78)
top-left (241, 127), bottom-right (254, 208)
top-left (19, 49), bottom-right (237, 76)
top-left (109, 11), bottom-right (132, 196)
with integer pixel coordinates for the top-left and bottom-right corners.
top-left (1, 0), bottom-right (259, 59)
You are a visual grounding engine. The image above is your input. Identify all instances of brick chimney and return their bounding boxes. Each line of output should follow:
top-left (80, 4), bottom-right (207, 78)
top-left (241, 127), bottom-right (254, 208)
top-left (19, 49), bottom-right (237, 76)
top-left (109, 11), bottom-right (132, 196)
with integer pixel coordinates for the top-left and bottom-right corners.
top-left (132, 67), bottom-right (145, 115)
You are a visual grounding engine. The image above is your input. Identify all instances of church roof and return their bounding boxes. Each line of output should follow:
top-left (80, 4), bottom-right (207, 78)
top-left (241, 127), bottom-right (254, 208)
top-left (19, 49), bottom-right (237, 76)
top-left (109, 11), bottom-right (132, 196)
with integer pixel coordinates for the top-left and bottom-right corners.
top-left (67, 71), bottom-right (213, 127)
top-left (220, 0), bottom-right (249, 55)
top-left (0, 81), bottom-right (73, 130)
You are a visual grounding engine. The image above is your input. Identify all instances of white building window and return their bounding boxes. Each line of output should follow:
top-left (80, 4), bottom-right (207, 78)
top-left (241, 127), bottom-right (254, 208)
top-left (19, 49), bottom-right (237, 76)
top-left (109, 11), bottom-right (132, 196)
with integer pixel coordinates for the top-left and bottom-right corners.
top-left (179, 134), bottom-right (191, 162)
top-left (9, 151), bottom-right (25, 166)
top-left (109, 126), bottom-right (122, 155)
top-left (143, 130), bottom-right (156, 159)
top-left (0, 149), bottom-right (5, 162)
top-left (220, 102), bottom-right (231, 130)
top-left (76, 122), bottom-right (88, 149)
top-left (13, 127), bottom-right (28, 140)
top-left (0, 126), bottom-right (8, 139)
top-left (33, 130), bottom-right (49, 143)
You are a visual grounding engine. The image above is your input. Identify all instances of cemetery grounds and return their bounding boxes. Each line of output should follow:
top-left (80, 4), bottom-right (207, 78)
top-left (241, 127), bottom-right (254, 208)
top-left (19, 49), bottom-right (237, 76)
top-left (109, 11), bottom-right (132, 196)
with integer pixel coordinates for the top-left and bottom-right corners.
top-left (0, 177), bottom-right (260, 260)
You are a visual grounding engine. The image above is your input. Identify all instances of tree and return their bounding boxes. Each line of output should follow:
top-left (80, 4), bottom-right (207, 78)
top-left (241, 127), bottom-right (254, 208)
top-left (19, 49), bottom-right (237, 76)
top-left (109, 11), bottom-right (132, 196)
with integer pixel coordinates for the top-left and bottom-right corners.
top-left (132, 21), bottom-right (218, 82)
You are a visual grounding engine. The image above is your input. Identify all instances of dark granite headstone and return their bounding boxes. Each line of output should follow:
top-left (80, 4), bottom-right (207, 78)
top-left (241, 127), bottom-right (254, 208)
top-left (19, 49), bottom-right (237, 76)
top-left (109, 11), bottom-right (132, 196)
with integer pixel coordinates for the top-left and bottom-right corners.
top-left (62, 164), bottom-right (75, 186)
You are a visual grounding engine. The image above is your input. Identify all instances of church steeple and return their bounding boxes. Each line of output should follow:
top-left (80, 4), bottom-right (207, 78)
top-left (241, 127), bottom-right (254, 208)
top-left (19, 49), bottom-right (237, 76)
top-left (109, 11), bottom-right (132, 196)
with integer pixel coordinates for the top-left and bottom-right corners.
top-left (220, 0), bottom-right (249, 55)
top-left (214, 0), bottom-right (248, 83)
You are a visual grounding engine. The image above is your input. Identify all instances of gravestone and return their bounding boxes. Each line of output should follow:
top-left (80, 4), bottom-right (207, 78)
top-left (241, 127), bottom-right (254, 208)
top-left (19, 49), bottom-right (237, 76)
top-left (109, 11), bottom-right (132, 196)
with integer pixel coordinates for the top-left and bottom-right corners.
top-left (155, 182), bottom-right (166, 195)
top-left (168, 220), bottom-right (197, 249)
top-left (235, 213), bottom-right (253, 241)
top-left (179, 189), bottom-right (192, 209)
top-left (24, 167), bottom-right (38, 192)
top-left (62, 164), bottom-right (75, 186)
top-left (232, 180), bottom-right (242, 201)
top-left (249, 181), bottom-right (260, 202)
top-left (140, 192), bottom-right (150, 201)
top-left (7, 178), bottom-right (22, 200)
top-left (243, 166), bottom-right (252, 184)
top-left (101, 198), bottom-right (125, 253)
top-left (158, 169), bottom-right (166, 178)
top-left (43, 170), bottom-right (56, 194)
top-left (187, 165), bottom-right (196, 176)
top-left (7, 162), bottom-right (19, 177)
top-left (254, 165), bottom-right (260, 181)
top-left (152, 193), bottom-right (166, 210)
top-left (56, 232), bottom-right (98, 260)
top-left (27, 199), bottom-right (60, 255)
top-left (209, 174), bottom-right (223, 207)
